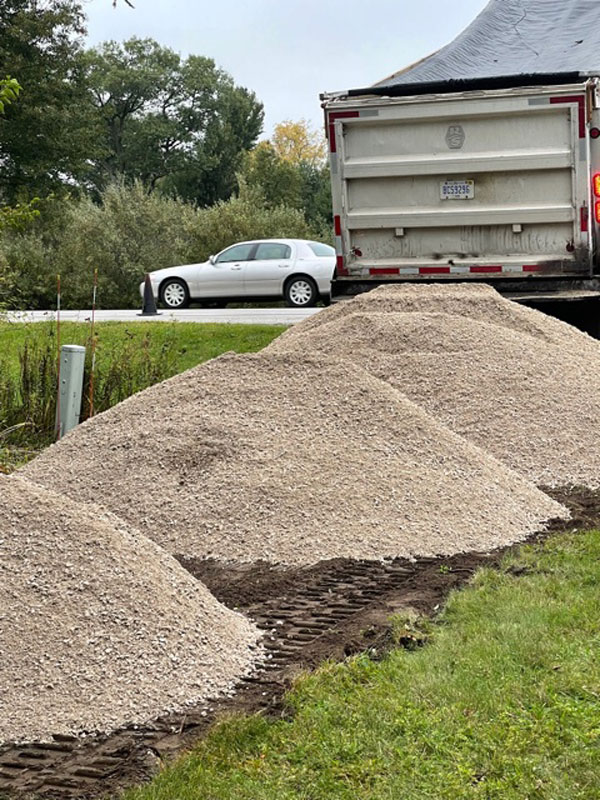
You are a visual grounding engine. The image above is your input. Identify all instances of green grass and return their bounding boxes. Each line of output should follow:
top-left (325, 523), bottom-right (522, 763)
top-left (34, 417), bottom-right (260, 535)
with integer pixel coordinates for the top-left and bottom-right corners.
top-left (0, 320), bottom-right (285, 472)
top-left (123, 531), bottom-right (600, 800)
top-left (0, 320), bottom-right (286, 379)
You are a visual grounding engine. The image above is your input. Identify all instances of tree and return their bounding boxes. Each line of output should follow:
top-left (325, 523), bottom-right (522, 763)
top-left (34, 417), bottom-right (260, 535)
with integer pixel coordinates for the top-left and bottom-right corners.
top-left (272, 119), bottom-right (327, 166)
top-left (240, 141), bottom-right (302, 209)
top-left (83, 38), bottom-right (264, 205)
top-left (241, 119), bottom-right (332, 233)
top-left (0, 77), bottom-right (20, 113)
top-left (0, 0), bottom-right (99, 201)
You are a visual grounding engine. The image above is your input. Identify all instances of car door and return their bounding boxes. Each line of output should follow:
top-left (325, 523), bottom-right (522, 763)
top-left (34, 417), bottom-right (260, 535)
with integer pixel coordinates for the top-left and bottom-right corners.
top-left (198, 243), bottom-right (256, 297)
top-left (244, 242), bottom-right (294, 297)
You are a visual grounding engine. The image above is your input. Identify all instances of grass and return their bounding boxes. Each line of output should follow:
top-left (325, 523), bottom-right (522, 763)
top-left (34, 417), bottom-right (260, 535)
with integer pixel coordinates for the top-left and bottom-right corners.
top-left (123, 530), bottom-right (600, 800)
top-left (0, 320), bottom-right (286, 378)
top-left (0, 320), bottom-right (285, 472)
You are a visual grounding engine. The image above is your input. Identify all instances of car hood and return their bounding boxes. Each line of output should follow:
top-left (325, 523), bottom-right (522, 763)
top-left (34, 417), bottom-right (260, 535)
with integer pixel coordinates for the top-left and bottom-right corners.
top-left (149, 262), bottom-right (207, 281)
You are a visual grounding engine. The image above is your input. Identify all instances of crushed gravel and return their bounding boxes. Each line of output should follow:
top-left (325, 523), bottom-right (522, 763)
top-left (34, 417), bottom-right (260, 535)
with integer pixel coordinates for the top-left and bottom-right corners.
top-left (269, 288), bottom-right (600, 487)
top-left (0, 474), bottom-right (262, 745)
top-left (21, 352), bottom-right (566, 566)
top-left (278, 283), bottom-right (599, 352)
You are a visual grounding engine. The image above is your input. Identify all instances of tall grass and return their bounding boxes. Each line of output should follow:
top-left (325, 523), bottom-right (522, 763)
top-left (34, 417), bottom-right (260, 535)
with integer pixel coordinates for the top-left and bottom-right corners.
top-left (0, 319), bottom-right (285, 472)
top-left (0, 324), bottom-right (177, 451)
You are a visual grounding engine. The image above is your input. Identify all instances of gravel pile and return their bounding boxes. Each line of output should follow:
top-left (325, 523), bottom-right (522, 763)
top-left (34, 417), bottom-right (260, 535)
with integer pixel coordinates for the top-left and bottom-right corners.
top-left (278, 283), bottom-right (598, 352)
top-left (0, 474), bottom-right (261, 744)
top-left (21, 352), bottom-right (566, 566)
top-left (269, 303), bottom-right (600, 487)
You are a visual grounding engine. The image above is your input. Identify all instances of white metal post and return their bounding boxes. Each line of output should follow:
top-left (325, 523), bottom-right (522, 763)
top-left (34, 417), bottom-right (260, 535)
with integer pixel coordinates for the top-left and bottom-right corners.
top-left (55, 345), bottom-right (86, 438)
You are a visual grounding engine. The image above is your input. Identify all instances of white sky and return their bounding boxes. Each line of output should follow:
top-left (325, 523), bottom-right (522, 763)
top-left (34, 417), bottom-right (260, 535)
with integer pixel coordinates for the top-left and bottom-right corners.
top-left (82, 0), bottom-right (489, 137)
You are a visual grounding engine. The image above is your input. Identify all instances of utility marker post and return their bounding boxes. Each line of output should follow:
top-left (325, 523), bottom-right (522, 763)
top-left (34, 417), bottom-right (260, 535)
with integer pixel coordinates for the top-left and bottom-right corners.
top-left (56, 345), bottom-right (86, 439)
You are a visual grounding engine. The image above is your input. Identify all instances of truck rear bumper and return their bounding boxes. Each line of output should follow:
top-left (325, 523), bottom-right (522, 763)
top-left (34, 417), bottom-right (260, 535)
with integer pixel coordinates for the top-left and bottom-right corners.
top-left (341, 253), bottom-right (591, 279)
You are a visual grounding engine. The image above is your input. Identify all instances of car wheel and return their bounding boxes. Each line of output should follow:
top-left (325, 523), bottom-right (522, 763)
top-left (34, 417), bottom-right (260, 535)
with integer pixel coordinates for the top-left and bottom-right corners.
top-left (160, 278), bottom-right (190, 309)
top-left (285, 276), bottom-right (318, 308)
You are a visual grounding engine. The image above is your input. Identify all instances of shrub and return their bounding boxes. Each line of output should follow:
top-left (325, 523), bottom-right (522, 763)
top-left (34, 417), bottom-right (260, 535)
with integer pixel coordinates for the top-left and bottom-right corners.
top-left (0, 181), bottom-right (331, 310)
top-left (187, 181), bottom-right (318, 262)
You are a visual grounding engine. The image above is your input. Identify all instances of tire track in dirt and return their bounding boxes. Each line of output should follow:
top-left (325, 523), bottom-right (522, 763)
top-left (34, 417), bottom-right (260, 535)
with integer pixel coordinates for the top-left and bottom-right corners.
top-left (0, 487), bottom-right (595, 800)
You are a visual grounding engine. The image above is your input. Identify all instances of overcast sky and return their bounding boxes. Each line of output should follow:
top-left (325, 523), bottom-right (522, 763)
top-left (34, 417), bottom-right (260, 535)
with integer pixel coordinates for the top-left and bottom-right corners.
top-left (83, 0), bottom-right (489, 136)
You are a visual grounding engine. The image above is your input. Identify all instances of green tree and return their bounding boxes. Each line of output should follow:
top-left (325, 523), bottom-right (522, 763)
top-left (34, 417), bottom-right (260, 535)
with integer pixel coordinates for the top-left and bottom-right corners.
top-left (83, 38), bottom-right (264, 204)
top-left (242, 119), bottom-right (332, 233)
top-left (242, 141), bottom-right (302, 208)
top-left (0, 76), bottom-right (20, 112)
top-left (0, 0), bottom-right (99, 201)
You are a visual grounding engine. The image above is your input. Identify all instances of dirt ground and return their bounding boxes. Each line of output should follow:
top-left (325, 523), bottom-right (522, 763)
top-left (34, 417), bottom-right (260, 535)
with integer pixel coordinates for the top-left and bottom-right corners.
top-left (0, 487), bottom-right (597, 800)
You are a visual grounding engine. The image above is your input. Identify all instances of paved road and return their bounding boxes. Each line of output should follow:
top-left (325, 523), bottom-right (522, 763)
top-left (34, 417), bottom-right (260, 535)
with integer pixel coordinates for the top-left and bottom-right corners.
top-left (5, 308), bottom-right (321, 325)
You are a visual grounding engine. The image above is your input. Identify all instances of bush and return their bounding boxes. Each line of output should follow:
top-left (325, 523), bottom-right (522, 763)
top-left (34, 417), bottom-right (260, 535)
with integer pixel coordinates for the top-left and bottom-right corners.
top-left (0, 184), bottom-right (197, 309)
top-left (187, 182), bottom-right (319, 261)
top-left (0, 182), bottom-right (331, 310)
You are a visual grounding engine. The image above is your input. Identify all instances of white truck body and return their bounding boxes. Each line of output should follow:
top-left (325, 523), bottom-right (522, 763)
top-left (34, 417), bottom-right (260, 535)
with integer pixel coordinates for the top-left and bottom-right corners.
top-left (324, 81), bottom-right (600, 288)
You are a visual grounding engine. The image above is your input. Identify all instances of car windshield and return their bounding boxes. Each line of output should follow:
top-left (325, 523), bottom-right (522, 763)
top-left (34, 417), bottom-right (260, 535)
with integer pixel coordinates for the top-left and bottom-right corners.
top-left (307, 241), bottom-right (335, 257)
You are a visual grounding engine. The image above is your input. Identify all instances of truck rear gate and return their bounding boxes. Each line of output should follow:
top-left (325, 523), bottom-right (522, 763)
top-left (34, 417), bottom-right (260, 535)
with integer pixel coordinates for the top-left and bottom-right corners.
top-left (327, 84), bottom-right (596, 283)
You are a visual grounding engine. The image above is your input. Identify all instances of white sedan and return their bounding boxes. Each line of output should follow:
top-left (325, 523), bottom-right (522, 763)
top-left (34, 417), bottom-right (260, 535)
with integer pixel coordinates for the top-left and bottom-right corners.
top-left (141, 238), bottom-right (336, 309)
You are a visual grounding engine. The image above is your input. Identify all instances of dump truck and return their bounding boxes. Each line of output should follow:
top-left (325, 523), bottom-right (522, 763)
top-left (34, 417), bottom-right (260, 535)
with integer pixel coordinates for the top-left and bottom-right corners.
top-left (321, 0), bottom-right (600, 331)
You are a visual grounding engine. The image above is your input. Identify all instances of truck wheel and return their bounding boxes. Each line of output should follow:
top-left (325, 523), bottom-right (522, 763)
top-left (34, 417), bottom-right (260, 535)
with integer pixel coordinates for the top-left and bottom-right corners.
top-left (285, 276), bottom-right (318, 308)
top-left (160, 278), bottom-right (190, 309)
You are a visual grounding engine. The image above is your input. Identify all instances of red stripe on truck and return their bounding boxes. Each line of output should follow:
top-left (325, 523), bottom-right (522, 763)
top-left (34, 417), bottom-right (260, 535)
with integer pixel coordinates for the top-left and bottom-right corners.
top-left (334, 215), bottom-right (342, 236)
top-left (364, 264), bottom-right (544, 276)
top-left (549, 95), bottom-right (586, 138)
top-left (336, 255), bottom-right (348, 276)
top-left (327, 111), bottom-right (360, 153)
top-left (581, 206), bottom-right (589, 233)
top-left (370, 267), bottom-right (400, 275)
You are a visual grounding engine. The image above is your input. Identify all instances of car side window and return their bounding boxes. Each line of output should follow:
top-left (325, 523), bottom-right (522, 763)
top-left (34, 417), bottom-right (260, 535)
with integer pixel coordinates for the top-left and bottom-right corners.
top-left (307, 241), bottom-right (335, 257)
top-left (255, 243), bottom-right (292, 260)
top-left (216, 243), bottom-right (255, 263)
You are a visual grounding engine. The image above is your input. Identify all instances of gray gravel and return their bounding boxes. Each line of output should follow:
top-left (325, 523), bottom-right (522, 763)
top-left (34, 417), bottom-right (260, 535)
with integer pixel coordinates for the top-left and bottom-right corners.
top-left (0, 475), bottom-right (261, 744)
top-left (269, 286), bottom-right (600, 487)
top-left (21, 352), bottom-right (566, 566)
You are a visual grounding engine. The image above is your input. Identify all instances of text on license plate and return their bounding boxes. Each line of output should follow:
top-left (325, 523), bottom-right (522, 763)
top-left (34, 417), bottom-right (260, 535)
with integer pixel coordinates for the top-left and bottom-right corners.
top-left (440, 180), bottom-right (474, 200)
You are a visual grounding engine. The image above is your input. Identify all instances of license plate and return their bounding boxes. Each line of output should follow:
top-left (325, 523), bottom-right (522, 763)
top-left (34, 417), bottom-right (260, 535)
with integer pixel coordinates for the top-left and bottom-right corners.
top-left (440, 180), bottom-right (474, 200)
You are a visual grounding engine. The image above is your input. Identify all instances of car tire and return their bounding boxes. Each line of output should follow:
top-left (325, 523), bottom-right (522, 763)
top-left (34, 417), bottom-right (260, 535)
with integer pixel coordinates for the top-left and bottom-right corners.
top-left (160, 278), bottom-right (190, 309)
top-left (285, 276), bottom-right (318, 308)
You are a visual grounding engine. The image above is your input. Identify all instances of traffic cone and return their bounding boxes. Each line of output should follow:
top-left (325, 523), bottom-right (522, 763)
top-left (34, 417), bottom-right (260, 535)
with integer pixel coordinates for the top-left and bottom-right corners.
top-left (138, 273), bottom-right (161, 316)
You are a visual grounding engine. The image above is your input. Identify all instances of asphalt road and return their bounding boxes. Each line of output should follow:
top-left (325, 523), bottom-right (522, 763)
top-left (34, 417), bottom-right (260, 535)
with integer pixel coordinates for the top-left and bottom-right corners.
top-left (5, 308), bottom-right (321, 325)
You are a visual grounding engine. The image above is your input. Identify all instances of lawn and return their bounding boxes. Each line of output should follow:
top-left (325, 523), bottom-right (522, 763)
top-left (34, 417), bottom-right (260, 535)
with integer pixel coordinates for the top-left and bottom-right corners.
top-left (123, 530), bottom-right (600, 800)
top-left (0, 320), bottom-right (285, 472)
top-left (0, 320), bottom-right (286, 378)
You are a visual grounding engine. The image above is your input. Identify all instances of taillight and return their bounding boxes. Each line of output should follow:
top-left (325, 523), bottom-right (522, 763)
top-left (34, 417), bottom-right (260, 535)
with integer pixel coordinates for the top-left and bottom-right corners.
top-left (595, 201), bottom-right (600, 224)
top-left (593, 174), bottom-right (600, 197)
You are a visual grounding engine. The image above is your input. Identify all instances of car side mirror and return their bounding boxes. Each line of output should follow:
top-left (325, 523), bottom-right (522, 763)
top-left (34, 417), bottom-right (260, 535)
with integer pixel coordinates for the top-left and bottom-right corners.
top-left (209, 255), bottom-right (216, 265)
